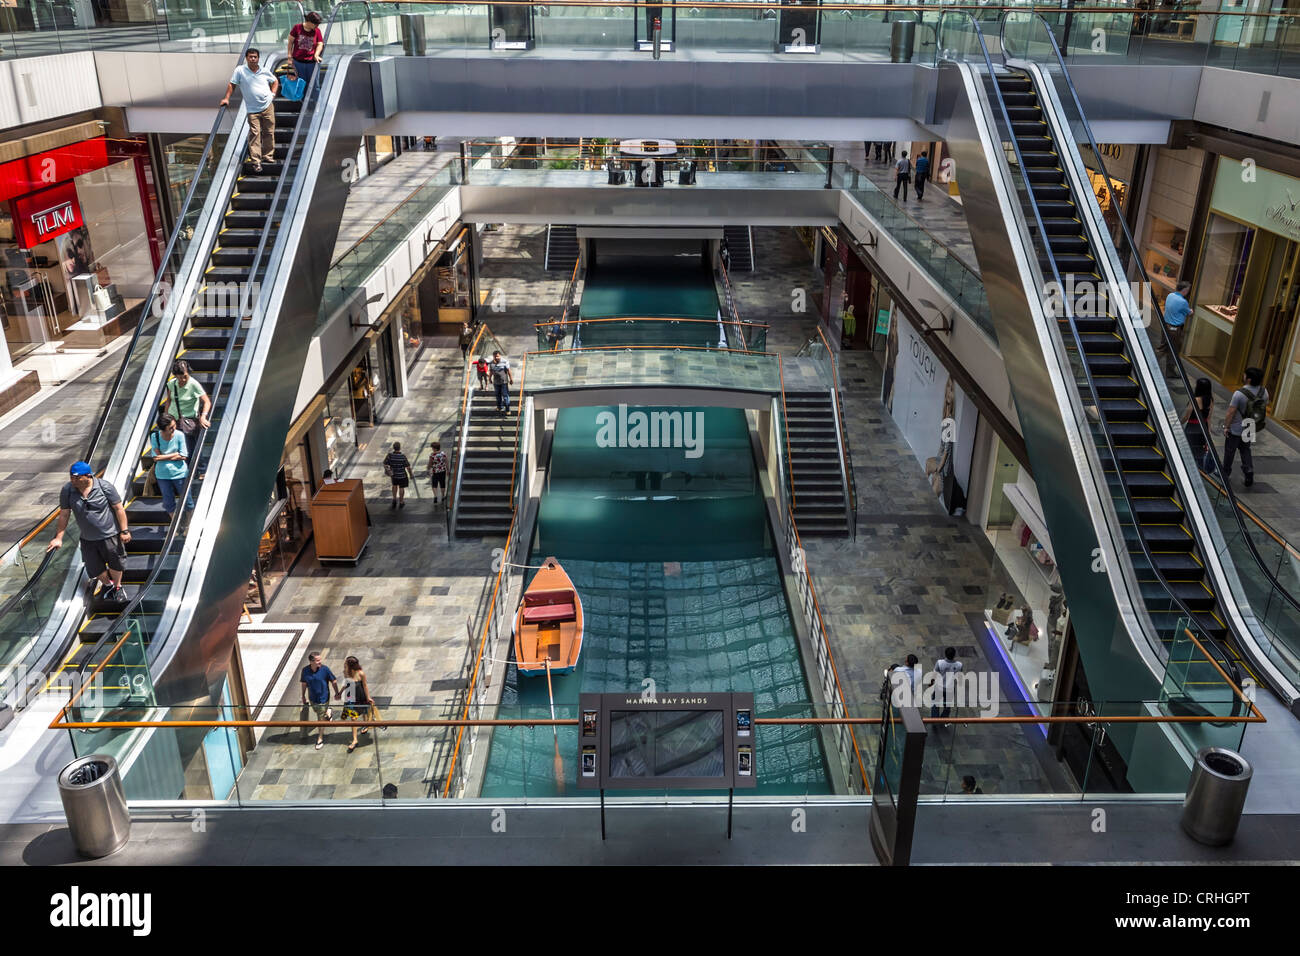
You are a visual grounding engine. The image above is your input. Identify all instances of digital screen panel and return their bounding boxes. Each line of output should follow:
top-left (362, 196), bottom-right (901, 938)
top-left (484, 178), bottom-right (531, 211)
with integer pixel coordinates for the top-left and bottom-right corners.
top-left (608, 710), bottom-right (725, 778)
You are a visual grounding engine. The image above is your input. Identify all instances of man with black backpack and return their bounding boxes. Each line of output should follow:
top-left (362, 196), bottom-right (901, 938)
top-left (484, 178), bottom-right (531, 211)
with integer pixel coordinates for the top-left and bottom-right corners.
top-left (1223, 366), bottom-right (1268, 488)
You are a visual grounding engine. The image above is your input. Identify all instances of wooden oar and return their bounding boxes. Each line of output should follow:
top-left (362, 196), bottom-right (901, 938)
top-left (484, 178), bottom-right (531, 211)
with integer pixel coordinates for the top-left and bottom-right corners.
top-left (544, 659), bottom-right (564, 795)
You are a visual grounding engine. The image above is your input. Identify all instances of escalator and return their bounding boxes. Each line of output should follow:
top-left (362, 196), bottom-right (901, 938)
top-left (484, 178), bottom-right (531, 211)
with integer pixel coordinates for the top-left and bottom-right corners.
top-left (69, 90), bottom-right (305, 662)
top-left (991, 70), bottom-right (1243, 672)
top-left (0, 25), bottom-right (378, 749)
top-left (934, 11), bottom-right (1300, 726)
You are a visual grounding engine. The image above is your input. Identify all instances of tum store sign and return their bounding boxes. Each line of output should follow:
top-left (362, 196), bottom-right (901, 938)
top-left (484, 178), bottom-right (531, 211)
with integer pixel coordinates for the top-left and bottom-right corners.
top-left (10, 181), bottom-right (84, 248)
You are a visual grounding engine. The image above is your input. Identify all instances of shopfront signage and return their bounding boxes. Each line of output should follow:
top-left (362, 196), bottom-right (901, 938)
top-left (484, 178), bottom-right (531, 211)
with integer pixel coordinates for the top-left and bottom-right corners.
top-left (1263, 191), bottom-right (1300, 239)
top-left (0, 136), bottom-right (109, 204)
top-left (1210, 155), bottom-right (1300, 242)
top-left (11, 181), bottom-right (83, 247)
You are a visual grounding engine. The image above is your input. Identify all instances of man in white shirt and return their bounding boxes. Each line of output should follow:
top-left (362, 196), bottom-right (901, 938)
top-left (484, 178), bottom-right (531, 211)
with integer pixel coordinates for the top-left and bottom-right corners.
top-left (220, 48), bottom-right (280, 173)
top-left (932, 646), bottom-right (964, 720)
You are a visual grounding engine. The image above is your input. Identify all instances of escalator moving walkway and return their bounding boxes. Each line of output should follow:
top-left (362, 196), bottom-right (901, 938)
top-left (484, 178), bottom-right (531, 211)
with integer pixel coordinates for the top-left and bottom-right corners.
top-left (67, 89), bottom-right (304, 671)
top-left (993, 70), bottom-right (1255, 683)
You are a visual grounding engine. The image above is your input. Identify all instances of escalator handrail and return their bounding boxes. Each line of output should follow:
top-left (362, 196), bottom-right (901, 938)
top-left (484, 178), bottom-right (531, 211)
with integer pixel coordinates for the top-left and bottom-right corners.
top-left (1000, 11), bottom-right (1300, 661)
top-left (0, 0), bottom-right (305, 656)
top-left (936, 10), bottom-right (1242, 684)
top-left (70, 12), bottom-right (364, 698)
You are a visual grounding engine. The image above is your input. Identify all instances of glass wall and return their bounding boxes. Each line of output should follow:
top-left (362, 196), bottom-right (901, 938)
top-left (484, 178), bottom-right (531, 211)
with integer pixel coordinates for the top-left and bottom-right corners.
top-left (1186, 156), bottom-right (1300, 432)
top-left (0, 148), bottom-right (159, 364)
top-left (248, 441), bottom-right (315, 611)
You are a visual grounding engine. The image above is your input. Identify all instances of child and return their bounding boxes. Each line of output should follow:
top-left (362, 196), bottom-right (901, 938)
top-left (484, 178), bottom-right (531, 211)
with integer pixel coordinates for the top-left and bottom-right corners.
top-left (427, 441), bottom-right (449, 504)
top-left (475, 356), bottom-right (489, 390)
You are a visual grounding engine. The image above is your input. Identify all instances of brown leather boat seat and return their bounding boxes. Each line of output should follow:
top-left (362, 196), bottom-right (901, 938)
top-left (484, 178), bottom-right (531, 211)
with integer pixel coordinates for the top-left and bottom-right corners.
top-left (522, 588), bottom-right (576, 623)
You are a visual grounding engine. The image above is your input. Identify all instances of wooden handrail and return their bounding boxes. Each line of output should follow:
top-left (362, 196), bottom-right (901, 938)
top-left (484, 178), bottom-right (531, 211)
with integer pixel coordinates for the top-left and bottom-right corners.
top-left (536, 316), bottom-right (769, 329)
top-left (389, 1), bottom-right (1295, 15)
top-left (788, 512), bottom-right (871, 791)
top-left (1201, 470), bottom-right (1300, 562)
top-left (441, 508), bottom-right (519, 797)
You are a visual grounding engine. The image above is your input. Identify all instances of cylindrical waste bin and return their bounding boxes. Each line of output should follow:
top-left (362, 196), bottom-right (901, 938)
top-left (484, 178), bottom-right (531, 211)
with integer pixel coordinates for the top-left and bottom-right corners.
top-left (399, 13), bottom-right (427, 57)
top-left (890, 20), bottom-right (916, 63)
top-left (58, 754), bottom-right (130, 858)
top-left (1181, 746), bottom-right (1252, 846)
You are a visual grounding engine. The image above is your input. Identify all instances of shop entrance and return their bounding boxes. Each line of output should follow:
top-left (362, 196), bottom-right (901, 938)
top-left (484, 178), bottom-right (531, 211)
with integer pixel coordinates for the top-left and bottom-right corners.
top-left (1248, 232), bottom-right (1300, 407)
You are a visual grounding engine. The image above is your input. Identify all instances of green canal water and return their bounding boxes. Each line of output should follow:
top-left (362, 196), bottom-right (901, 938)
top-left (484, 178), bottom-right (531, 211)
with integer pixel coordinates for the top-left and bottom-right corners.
top-left (479, 405), bottom-right (832, 797)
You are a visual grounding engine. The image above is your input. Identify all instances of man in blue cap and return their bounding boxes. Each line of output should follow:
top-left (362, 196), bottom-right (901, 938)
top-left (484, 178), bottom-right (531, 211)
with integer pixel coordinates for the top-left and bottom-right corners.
top-left (47, 462), bottom-right (131, 603)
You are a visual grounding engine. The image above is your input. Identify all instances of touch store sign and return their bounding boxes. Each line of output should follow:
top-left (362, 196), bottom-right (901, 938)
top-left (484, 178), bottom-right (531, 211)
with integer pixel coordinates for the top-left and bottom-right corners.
top-left (11, 181), bottom-right (83, 247)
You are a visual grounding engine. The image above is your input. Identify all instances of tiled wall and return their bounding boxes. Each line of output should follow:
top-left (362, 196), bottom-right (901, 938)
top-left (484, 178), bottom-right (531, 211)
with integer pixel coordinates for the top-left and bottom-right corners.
top-left (1144, 146), bottom-right (1206, 233)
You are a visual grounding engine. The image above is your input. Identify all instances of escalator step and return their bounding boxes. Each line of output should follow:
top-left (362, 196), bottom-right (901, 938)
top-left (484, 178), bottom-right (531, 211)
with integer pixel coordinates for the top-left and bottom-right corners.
top-left (205, 265), bottom-right (253, 283)
top-left (1133, 524), bottom-right (1196, 551)
top-left (1006, 106), bottom-right (1043, 123)
top-left (1150, 552), bottom-right (1205, 580)
top-left (224, 210), bottom-right (279, 230)
top-left (1086, 354), bottom-right (1133, 376)
top-left (1131, 497), bottom-right (1183, 520)
top-left (125, 502), bottom-right (174, 524)
top-left (218, 228), bottom-right (265, 247)
top-left (1000, 92), bottom-right (1039, 108)
top-left (1124, 475), bottom-right (1176, 498)
top-left (1149, 611), bottom-right (1227, 641)
top-left (1114, 445), bottom-right (1165, 468)
top-left (1052, 253), bottom-right (1098, 272)
top-left (236, 175), bottom-right (279, 193)
top-left (231, 194), bottom-right (272, 211)
top-left (1016, 137), bottom-right (1055, 154)
top-left (1041, 217), bottom-right (1083, 236)
top-left (1101, 398), bottom-right (1150, 421)
top-left (121, 554), bottom-right (180, 582)
top-left (189, 311), bottom-right (241, 329)
top-left (1049, 236), bottom-right (1092, 256)
top-left (1034, 198), bottom-right (1076, 216)
top-left (183, 328), bottom-right (237, 350)
top-left (1069, 314), bottom-right (1118, 334)
top-left (1078, 332), bottom-right (1125, 353)
top-left (1026, 167), bottom-right (1065, 185)
top-left (1169, 581), bottom-right (1219, 610)
top-left (1020, 150), bottom-right (1060, 168)
top-left (1012, 121), bottom-right (1048, 137)
top-left (79, 614), bottom-right (162, 643)
top-left (1093, 374), bottom-right (1140, 398)
top-left (211, 249), bottom-right (255, 267)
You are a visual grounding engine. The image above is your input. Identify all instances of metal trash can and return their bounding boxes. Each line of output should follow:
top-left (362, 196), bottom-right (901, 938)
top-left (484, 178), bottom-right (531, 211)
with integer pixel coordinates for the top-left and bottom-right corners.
top-left (890, 20), bottom-right (916, 63)
top-left (1181, 746), bottom-right (1252, 846)
top-left (58, 754), bottom-right (130, 858)
top-left (399, 13), bottom-right (427, 57)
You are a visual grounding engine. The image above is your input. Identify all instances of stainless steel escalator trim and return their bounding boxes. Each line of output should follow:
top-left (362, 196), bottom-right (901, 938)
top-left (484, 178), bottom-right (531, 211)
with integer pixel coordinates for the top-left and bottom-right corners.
top-left (4, 118), bottom-right (254, 694)
top-left (944, 59), bottom-right (1170, 684)
top-left (1019, 59), bottom-right (1300, 706)
top-left (145, 53), bottom-right (365, 679)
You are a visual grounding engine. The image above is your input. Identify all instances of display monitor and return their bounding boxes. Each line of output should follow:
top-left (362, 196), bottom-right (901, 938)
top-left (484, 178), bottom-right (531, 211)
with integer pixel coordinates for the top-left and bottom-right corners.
top-left (608, 710), bottom-right (725, 778)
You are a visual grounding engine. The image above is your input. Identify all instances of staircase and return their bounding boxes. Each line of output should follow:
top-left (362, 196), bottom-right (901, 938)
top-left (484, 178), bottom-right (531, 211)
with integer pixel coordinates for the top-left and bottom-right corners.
top-left (723, 225), bottom-right (754, 272)
top-left (453, 389), bottom-right (519, 537)
top-left (785, 390), bottom-right (850, 538)
top-left (74, 92), bottom-right (304, 658)
top-left (544, 224), bottom-right (579, 271)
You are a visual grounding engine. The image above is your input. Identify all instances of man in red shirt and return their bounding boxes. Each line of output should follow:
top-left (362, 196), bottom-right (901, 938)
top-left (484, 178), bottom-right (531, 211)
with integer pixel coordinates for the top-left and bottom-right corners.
top-left (287, 11), bottom-right (324, 88)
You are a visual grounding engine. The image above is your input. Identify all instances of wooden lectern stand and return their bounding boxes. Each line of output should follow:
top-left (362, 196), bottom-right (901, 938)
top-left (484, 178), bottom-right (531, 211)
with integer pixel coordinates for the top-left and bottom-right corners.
top-left (312, 479), bottom-right (369, 564)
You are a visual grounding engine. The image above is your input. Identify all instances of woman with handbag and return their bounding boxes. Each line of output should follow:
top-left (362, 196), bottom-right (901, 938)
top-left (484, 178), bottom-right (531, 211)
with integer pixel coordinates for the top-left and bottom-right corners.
top-left (341, 655), bottom-right (376, 753)
top-left (164, 360), bottom-right (212, 437)
top-left (150, 414), bottom-right (194, 520)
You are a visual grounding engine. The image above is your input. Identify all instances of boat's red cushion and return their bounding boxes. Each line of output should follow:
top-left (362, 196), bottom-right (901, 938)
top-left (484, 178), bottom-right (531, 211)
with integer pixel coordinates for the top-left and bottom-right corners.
top-left (524, 589), bottom-right (572, 607)
top-left (523, 603), bottom-right (576, 623)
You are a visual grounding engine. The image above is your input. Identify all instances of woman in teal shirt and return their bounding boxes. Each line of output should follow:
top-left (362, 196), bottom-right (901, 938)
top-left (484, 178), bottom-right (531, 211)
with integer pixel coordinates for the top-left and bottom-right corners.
top-left (151, 414), bottom-right (193, 519)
